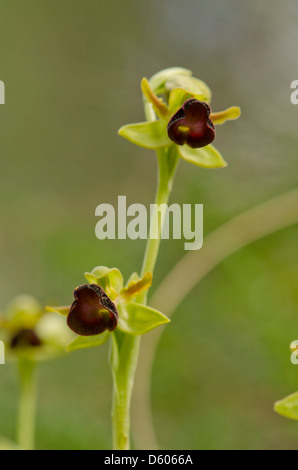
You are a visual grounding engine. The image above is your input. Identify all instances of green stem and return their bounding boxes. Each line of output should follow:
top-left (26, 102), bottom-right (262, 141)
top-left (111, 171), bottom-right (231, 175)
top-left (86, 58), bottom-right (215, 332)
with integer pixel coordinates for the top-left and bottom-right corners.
top-left (111, 332), bottom-right (140, 450)
top-left (111, 100), bottom-right (179, 449)
top-left (17, 359), bottom-right (37, 451)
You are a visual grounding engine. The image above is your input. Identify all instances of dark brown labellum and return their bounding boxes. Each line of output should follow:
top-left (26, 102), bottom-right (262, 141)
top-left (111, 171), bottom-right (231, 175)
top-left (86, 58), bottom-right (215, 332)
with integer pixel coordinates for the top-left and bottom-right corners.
top-left (10, 329), bottom-right (42, 349)
top-left (67, 284), bottom-right (118, 337)
top-left (167, 99), bottom-right (215, 149)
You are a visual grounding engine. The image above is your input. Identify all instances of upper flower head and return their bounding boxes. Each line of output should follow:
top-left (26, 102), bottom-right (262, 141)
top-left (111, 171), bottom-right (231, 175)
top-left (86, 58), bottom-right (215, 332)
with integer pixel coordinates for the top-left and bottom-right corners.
top-left (167, 99), bottom-right (215, 149)
top-left (67, 284), bottom-right (118, 337)
top-left (118, 67), bottom-right (241, 169)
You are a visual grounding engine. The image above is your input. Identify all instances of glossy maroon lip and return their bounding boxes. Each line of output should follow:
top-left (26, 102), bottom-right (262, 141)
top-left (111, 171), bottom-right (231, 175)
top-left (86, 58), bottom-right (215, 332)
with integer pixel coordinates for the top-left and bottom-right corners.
top-left (67, 284), bottom-right (118, 337)
top-left (167, 99), bottom-right (215, 149)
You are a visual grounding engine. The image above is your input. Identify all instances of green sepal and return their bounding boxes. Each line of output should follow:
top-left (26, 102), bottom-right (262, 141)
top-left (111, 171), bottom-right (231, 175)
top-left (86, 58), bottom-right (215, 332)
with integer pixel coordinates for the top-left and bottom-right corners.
top-left (66, 330), bottom-right (111, 352)
top-left (165, 75), bottom-right (212, 103)
top-left (117, 302), bottom-right (170, 336)
top-left (178, 144), bottom-right (227, 169)
top-left (85, 266), bottom-right (123, 295)
top-left (274, 392), bottom-right (298, 420)
top-left (149, 67), bottom-right (192, 94)
top-left (118, 121), bottom-right (171, 149)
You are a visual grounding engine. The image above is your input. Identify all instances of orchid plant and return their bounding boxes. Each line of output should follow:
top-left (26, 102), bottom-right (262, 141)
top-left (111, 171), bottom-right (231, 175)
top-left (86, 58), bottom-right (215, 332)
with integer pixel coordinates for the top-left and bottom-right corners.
top-left (49, 67), bottom-right (241, 450)
top-left (0, 67), bottom-right (241, 450)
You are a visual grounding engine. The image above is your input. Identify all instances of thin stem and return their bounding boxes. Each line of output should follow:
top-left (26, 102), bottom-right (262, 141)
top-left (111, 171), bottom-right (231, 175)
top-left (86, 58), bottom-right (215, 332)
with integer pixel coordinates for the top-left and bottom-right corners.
top-left (17, 359), bottom-right (37, 451)
top-left (111, 332), bottom-right (140, 450)
top-left (141, 150), bottom-right (172, 276)
top-left (111, 148), bottom-right (175, 449)
top-left (132, 187), bottom-right (298, 449)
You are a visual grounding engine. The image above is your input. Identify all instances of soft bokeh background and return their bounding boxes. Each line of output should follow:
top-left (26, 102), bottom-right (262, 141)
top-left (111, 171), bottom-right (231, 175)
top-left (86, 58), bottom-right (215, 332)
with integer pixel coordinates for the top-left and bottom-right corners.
top-left (0, 0), bottom-right (298, 450)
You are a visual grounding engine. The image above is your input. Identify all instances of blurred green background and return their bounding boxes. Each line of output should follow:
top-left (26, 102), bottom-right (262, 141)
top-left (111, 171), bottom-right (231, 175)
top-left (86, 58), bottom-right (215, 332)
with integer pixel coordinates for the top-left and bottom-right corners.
top-left (1, 0), bottom-right (298, 450)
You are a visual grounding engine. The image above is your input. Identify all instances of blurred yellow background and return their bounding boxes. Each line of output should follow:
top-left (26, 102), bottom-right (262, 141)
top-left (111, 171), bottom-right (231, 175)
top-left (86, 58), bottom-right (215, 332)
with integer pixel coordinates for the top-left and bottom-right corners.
top-left (0, 0), bottom-right (298, 449)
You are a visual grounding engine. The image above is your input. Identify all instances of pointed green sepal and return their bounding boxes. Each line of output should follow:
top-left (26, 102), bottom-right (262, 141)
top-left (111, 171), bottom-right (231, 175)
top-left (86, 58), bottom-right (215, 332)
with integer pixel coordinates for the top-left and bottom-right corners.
top-left (117, 302), bottom-right (170, 335)
top-left (178, 144), bottom-right (227, 169)
top-left (118, 120), bottom-right (171, 149)
top-left (66, 330), bottom-right (111, 352)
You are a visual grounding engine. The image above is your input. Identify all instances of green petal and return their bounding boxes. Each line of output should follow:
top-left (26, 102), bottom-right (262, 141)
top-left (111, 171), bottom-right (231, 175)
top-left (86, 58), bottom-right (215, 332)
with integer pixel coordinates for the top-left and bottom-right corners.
top-left (120, 272), bottom-right (153, 302)
top-left (178, 144), bottom-right (227, 169)
top-left (66, 331), bottom-right (111, 352)
top-left (118, 121), bottom-right (171, 149)
top-left (117, 302), bottom-right (170, 336)
top-left (45, 305), bottom-right (70, 317)
top-left (211, 106), bottom-right (241, 125)
top-left (274, 392), bottom-right (298, 420)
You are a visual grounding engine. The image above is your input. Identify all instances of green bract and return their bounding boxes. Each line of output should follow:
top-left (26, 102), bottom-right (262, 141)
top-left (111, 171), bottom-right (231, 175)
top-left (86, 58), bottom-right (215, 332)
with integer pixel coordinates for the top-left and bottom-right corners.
top-left (55, 266), bottom-right (170, 352)
top-left (118, 67), bottom-right (241, 169)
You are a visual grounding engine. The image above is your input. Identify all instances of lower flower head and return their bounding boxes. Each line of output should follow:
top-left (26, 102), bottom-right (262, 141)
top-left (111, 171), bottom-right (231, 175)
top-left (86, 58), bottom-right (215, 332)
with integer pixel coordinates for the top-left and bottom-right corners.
top-left (10, 328), bottom-right (42, 349)
top-left (167, 99), bottom-right (215, 149)
top-left (67, 284), bottom-right (118, 337)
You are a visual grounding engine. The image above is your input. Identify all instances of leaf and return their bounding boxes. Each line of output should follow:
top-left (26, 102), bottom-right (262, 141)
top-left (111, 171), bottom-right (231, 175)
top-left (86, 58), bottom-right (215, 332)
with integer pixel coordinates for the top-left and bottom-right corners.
top-left (117, 302), bottom-right (170, 336)
top-left (45, 305), bottom-right (70, 317)
top-left (85, 266), bottom-right (123, 294)
top-left (66, 331), bottom-right (111, 352)
top-left (274, 392), bottom-right (298, 420)
top-left (178, 144), bottom-right (227, 169)
top-left (118, 121), bottom-right (171, 149)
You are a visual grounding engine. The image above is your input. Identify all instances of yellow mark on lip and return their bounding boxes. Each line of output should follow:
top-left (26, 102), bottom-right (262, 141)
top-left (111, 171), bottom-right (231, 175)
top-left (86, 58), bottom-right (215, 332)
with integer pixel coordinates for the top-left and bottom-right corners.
top-left (178, 125), bottom-right (190, 137)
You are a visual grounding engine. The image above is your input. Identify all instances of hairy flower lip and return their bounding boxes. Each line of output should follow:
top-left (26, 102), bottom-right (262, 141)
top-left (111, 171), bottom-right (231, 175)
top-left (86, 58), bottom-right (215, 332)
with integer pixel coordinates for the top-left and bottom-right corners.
top-left (167, 99), bottom-right (215, 149)
top-left (67, 284), bottom-right (118, 337)
top-left (10, 328), bottom-right (42, 349)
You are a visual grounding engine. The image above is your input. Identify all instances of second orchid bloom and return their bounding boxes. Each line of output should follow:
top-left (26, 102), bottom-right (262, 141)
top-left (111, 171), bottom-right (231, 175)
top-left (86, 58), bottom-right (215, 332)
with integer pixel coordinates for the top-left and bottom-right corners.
top-left (49, 267), bottom-right (170, 351)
